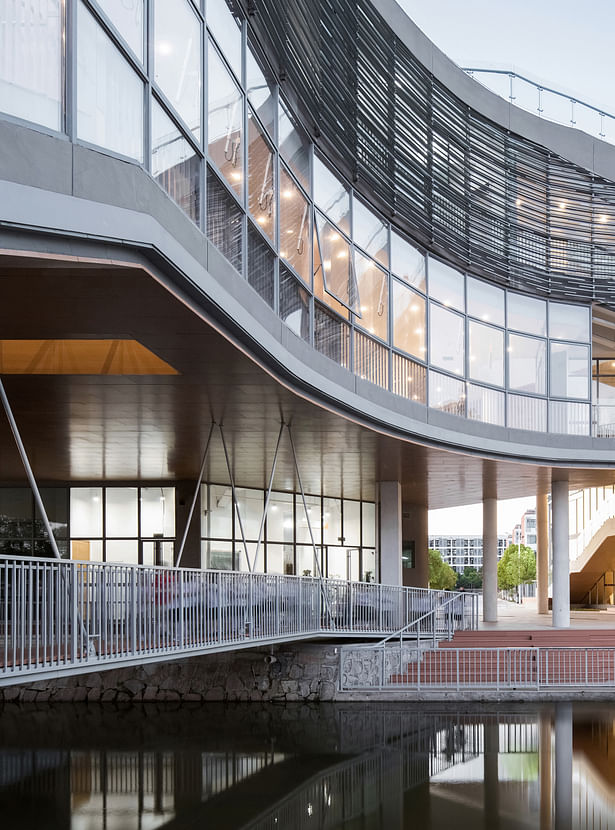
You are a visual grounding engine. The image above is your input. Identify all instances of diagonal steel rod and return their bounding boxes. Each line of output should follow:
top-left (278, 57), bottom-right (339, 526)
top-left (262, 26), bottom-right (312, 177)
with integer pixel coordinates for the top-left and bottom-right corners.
top-left (286, 424), bottom-right (335, 629)
top-left (0, 377), bottom-right (62, 560)
top-left (175, 422), bottom-right (215, 567)
top-left (251, 422), bottom-right (285, 573)
top-left (219, 423), bottom-right (252, 573)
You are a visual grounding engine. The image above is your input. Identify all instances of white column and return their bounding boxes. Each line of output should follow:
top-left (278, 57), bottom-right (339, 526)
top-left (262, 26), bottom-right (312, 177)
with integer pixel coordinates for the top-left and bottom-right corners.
top-left (552, 480), bottom-right (570, 628)
top-left (537, 492), bottom-right (549, 615)
top-left (554, 703), bottom-right (573, 830)
top-left (380, 481), bottom-right (402, 586)
top-left (483, 497), bottom-right (498, 623)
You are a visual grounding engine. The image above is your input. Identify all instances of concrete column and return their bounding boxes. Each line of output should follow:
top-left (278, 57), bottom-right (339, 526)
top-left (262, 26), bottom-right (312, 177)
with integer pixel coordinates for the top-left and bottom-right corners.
top-left (402, 503), bottom-right (428, 588)
top-left (380, 481), bottom-right (402, 586)
top-left (554, 703), bottom-right (573, 830)
top-left (483, 497), bottom-right (498, 623)
top-left (537, 492), bottom-right (549, 615)
top-left (551, 480), bottom-right (570, 628)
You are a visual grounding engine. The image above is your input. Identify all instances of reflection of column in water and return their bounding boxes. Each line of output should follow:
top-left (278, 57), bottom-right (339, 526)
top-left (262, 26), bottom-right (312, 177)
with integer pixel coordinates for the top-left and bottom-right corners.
top-left (381, 749), bottom-right (403, 828)
top-left (483, 719), bottom-right (499, 830)
top-left (539, 710), bottom-right (552, 830)
top-left (554, 703), bottom-right (573, 830)
top-left (154, 751), bottom-right (164, 815)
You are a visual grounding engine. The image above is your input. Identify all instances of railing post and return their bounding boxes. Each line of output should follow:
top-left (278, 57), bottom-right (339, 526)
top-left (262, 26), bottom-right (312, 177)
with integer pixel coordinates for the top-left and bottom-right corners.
top-left (130, 567), bottom-right (137, 656)
top-left (275, 575), bottom-right (280, 637)
top-left (217, 573), bottom-right (223, 644)
top-left (178, 570), bottom-right (185, 648)
top-left (496, 650), bottom-right (500, 692)
top-left (71, 562), bottom-right (78, 664)
top-left (380, 644), bottom-right (385, 690)
top-left (585, 649), bottom-right (589, 686)
top-left (456, 648), bottom-right (460, 691)
top-left (298, 576), bottom-right (303, 634)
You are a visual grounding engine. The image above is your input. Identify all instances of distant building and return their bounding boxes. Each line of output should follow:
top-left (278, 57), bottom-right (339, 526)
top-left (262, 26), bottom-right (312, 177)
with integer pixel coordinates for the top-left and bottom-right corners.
top-left (507, 509), bottom-right (537, 554)
top-left (429, 535), bottom-right (509, 573)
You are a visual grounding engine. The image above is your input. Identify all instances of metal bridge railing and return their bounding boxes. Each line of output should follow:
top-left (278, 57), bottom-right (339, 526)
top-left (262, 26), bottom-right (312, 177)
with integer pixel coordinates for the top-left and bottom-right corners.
top-left (0, 554), bottom-right (476, 685)
top-left (339, 644), bottom-right (615, 691)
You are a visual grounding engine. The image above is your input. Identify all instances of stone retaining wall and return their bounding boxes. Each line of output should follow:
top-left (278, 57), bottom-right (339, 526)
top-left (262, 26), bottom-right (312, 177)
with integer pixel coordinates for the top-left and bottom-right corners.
top-left (0, 643), bottom-right (341, 704)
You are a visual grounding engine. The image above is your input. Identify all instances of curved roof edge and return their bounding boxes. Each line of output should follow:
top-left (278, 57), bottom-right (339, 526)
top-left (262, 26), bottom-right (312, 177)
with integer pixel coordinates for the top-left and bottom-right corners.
top-left (372, 0), bottom-right (615, 183)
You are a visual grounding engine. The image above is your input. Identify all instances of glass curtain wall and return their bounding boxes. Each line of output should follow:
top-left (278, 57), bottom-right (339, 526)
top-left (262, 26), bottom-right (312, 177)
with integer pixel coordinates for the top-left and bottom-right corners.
top-left (201, 484), bottom-right (377, 582)
top-left (0, 0), bottom-right (596, 436)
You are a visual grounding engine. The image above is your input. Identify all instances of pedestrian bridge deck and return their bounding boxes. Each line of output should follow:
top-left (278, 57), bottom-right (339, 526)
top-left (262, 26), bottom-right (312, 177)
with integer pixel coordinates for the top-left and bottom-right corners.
top-left (0, 554), bottom-right (477, 687)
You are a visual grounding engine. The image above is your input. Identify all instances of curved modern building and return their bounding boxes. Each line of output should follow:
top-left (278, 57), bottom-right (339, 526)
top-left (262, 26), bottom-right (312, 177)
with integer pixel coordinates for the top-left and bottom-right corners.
top-left (1, 0), bottom-right (615, 625)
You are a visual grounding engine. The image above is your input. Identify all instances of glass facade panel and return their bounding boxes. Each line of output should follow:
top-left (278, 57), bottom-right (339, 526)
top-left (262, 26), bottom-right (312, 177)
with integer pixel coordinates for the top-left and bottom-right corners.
top-left (429, 370), bottom-right (466, 416)
top-left (0, 0), bottom-right (62, 130)
top-left (392, 280), bottom-right (425, 360)
top-left (323, 498), bottom-right (342, 546)
top-left (392, 352), bottom-right (426, 402)
top-left (549, 302), bottom-right (590, 341)
top-left (279, 266), bottom-right (310, 341)
top-left (202, 540), bottom-right (233, 570)
top-left (362, 503), bottom-right (376, 547)
top-left (151, 100), bottom-right (200, 223)
top-left (246, 42), bottom-right (274, 137)
top-left (390, 232), bottom-right (426, 292)
top-left (295, 494), bottom-right (322, 545)
top-left (550, 342), bottom-right (589, 399)
top-left (280, 166), bottom-right (310, 284)
top-left (507, 293), bottom-right (547, 336)
top-left (354, 252), bottom-right (388, 341)
top-left (315, 212), bottom-right (357, 312)
top-left (314, 303), bottom-right (350, 366)
top-left (77, 4), bottom-right (144, 161)
top-left (313, 156), bottom-right (350, 233)
top-left (247, 222), bottom-right (275, 307)
top-left (142, 540), bottom-right (174, 567)
top-left (98, 0), bottom-right (143, 60)
top-left (105, 539), bottom-right (138, 563)
top-left (247, 110), bottom-right (275, 241)
top-left (297, 545), bottom-right (320, 577)
top-left (202, 484), bottom-right (233, 538)
top-left (429, 303), bottom-right (464, 376)
top-left (267, 543), bottom-right (294, 575)
top-left (467, 276), bottom-right (504, 327)
top-left (207, 167), bottom-right (242, 271)
top-left (508, 394), bottom-right (547, 432)
top-left (0, 489), bottom-right (32, 539)
top-left (39, 489), bottom-right (68, 540)
top-left (466, 384), bottom-right (505, 426)
top-left (105, 488), bottom-right (138, 537)
top-left (140, 487), bottom-right (175, 538)
top-left (266, 492), bottom-right (293, 542)
top-left (343, 500), bottom-right (361, 546)
top-left (362, 549), bottom-right (377, 583)
top-left (428, 258), bottom-right (464, 311)
top-left (550, 401), bottom-right (590, 435)
top-left (353, 198), bottom-right (388, 267)
top-left (508, 333), bottom-right (546, 395)
top-left (206, 0), bottom-right (242, 80)
top-left (234, 488), bottom-right (263, 539)
top-left (279, 100), bottom-right (310, 193)
top-left (469, 321), bottom-right (504, 386)
top-left (70, 488), bottom-right (103, 537)
top-left (208, 42), bottom-right (243, 197)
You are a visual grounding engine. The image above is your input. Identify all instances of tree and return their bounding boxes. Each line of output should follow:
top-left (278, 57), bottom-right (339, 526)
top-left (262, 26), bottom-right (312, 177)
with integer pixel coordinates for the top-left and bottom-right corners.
top-left (428, 549), bottom-right (458, 590)
top-left (497, 544), bottom-right (536, 591)
top-left (456, 566), bottom-right (482, 590)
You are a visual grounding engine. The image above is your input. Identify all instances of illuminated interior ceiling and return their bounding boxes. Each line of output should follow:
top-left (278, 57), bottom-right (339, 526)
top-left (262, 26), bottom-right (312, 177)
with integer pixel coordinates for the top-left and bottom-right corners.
top-left (0, 340), bottom-right (179, 375)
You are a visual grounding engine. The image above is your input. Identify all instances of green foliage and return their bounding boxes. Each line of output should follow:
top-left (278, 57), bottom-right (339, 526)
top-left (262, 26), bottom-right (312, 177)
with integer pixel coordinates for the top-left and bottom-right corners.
top-left (497, 544), bottom-right (536, 591)
top-left (456, 566), bottom-right (482, 589)
top-left (428, 548), bottom-right (458, 590)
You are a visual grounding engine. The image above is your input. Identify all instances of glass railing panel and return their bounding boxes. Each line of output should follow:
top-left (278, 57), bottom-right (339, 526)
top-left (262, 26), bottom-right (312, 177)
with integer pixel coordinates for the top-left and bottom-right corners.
top-left (314, 303), bottom-right (350, 368)
top-left (466, 384), bottom-right (505, 426)
top-left (429, 370), bottom-right (465, 417)
top-left (354, 330), bottom-right (388, 390)
top-left (392, 353), bottom-right (426, 404)
top-left (507, 394), bottom-right (547, 432)
top-left (549, 401), bottom-right (590, 436)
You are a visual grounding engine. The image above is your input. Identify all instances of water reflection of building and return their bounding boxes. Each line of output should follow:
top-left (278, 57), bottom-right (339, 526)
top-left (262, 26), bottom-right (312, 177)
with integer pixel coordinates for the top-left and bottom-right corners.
top-left (3, 705), bottom-right (615, 829)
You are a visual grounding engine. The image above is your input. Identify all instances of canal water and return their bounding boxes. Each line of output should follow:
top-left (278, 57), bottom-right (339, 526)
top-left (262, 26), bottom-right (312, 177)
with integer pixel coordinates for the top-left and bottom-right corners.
top-left (0, 701), bottom-right (609, 828)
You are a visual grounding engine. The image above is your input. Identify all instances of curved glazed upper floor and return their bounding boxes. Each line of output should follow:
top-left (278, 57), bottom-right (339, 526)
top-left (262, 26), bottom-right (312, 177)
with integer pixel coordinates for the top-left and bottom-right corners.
top-left (1, 0), bottom-right (615, 463)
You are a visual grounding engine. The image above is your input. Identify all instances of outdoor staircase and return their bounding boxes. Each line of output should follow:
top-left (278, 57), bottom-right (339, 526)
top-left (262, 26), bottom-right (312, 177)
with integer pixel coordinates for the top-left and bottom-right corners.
top-left (390, 630), bottom-right (615, 687)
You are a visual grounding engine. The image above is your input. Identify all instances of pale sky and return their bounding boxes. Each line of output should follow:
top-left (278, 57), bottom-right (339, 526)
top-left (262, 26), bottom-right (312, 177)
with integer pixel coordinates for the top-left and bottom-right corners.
top-left (399, 0), bottom-right (615, 115)
top-left (398, 1), bottom-right (588, 536)
top-left (429, 496), bottom-right (535, 537)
